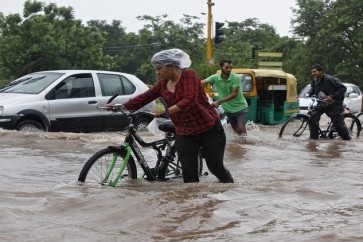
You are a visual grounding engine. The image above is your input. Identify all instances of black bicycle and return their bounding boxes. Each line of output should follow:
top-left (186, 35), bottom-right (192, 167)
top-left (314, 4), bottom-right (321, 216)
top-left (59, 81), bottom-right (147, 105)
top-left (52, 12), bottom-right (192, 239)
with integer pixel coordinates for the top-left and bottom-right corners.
top-left (279, 98), bottom-right (361, 139)
top-left (357, 112), bottom-right (363, 127)
top-left (78, 95), bottom-right (203, 187)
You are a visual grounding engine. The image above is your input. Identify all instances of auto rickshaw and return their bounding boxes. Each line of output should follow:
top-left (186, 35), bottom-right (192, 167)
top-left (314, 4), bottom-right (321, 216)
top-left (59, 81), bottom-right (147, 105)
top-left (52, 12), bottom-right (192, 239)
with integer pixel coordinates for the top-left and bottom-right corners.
top-left (204, 68), bottom-right (300, 125)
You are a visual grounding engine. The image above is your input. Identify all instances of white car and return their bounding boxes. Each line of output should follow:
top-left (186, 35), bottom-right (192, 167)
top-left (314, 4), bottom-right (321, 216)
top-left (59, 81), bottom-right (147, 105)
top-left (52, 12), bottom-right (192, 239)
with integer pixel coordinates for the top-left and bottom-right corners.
top-left (298, 83), bottom-right (362, 114)
top-left (0, 70), bottom-right (155, 132)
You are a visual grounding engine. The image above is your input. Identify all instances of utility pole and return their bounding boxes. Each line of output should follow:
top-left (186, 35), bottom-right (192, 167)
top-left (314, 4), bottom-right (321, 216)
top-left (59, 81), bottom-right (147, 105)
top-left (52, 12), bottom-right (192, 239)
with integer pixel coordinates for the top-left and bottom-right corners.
top-left (206, 0), bottom-right (213, 64)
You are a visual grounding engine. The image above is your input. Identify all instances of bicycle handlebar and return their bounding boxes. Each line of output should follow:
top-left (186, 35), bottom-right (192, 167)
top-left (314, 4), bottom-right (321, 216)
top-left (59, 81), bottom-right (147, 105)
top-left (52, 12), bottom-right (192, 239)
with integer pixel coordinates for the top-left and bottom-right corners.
top-left (98, 106), bottom-right (156, 119)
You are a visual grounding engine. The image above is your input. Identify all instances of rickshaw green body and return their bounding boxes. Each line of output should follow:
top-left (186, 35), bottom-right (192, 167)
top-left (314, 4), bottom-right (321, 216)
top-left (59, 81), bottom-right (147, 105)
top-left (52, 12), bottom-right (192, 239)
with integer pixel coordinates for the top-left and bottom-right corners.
top-left (205, 69), bottom-right (300, 125)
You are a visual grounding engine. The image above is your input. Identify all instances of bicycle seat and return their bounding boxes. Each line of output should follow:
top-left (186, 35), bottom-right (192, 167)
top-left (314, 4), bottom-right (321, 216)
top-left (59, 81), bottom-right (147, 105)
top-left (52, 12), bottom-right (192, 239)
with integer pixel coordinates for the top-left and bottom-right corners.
top-left (158, 120), bottom-right (175, 133)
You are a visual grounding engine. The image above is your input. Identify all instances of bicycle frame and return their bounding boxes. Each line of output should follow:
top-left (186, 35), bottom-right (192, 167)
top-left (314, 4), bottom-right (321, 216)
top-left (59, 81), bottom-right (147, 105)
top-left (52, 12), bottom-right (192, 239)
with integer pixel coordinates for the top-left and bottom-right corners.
top-left (103, 145), bottom-right (131, 186)
top-left (312, 117), bottom-right (335, 139)
top-left (108, 119), bottom-right (179, 186)
top-left (298, 98), bottom-right (331, 138)
top-left (307, 99), bottom-right (350, 139)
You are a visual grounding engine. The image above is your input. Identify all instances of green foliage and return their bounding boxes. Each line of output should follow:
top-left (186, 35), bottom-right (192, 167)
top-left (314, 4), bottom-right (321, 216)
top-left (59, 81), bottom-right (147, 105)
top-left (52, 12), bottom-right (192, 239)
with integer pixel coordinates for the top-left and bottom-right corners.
top-left (1, 0), bottom-right (363, 93)
top-left (292, 0), bottom-right (363, 90)
top-left (23, 0), bottom-right (44, 17)
top-left (0, 0), bottom-right (114, 80)
top-left (0, 78), bottom-right (10, 87)
top-left (211, 19), bottom-right (282, 70)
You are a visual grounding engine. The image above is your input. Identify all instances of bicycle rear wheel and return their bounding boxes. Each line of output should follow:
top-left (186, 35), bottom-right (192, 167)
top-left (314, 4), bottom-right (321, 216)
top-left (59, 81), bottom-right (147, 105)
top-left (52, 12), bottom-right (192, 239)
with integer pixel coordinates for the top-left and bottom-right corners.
top-left (78, 147), bottom-right (137, 186)
top-left (279, 115), bottom-right (310, 139)
top-left (343, 113), bottom-right (361, 138)
top-left (357, 112), bottom-right (363, 127)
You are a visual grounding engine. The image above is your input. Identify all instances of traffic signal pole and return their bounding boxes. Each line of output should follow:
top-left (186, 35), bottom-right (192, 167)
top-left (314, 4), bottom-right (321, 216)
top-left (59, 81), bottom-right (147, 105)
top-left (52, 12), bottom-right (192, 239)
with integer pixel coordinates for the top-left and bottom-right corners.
top-left (207, 0), bottom-right (213, 64)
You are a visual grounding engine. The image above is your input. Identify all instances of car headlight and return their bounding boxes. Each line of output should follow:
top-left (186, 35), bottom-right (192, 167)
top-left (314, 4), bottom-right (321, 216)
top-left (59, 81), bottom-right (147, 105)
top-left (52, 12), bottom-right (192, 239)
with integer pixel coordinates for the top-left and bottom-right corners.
top-left (0, 106), bottom-right (4, 116)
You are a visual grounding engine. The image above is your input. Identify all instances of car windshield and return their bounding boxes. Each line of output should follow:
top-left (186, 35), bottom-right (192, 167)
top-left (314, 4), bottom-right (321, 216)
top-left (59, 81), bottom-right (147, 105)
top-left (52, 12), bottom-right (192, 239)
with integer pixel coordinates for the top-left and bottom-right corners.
top-left (2, 72), bottom-right (64, 94)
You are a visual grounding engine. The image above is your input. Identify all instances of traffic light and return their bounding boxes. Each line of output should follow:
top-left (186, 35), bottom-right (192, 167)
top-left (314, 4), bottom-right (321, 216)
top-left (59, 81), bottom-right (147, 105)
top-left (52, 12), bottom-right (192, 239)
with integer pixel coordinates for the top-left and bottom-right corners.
top-left (214, 22), bottom-right (224, 44)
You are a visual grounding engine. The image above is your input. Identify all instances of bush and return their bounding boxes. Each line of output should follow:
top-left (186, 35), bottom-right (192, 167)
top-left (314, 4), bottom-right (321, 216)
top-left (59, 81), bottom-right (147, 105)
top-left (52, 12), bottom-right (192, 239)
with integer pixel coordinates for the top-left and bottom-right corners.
top-left (0, 79), bottom-right (10, 88)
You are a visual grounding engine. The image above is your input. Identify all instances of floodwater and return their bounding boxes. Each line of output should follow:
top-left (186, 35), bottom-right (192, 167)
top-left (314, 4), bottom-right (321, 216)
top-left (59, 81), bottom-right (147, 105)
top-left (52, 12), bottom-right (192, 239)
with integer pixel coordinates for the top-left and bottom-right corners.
top-left (0, 123), bottom-right (362, 242)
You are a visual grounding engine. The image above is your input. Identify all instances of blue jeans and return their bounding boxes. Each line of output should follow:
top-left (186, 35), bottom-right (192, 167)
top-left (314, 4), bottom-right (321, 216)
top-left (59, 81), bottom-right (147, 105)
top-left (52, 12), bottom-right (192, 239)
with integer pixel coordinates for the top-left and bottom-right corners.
top-left (175, 121), bottom-right (234, 183)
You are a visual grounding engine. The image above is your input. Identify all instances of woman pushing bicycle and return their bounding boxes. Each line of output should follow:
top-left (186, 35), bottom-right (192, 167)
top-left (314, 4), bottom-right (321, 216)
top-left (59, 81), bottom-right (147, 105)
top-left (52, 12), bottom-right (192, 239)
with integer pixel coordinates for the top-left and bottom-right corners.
top-left (107, 49), bottom-right (234, 183)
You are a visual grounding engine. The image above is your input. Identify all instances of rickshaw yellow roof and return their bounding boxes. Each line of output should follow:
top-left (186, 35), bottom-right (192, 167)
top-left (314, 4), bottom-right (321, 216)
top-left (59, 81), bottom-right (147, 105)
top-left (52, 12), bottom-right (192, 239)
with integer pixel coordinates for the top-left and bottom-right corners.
top-left (233, 68), bottom-right (291, 78)
top-left (233, 68), bottom-right (297, 84)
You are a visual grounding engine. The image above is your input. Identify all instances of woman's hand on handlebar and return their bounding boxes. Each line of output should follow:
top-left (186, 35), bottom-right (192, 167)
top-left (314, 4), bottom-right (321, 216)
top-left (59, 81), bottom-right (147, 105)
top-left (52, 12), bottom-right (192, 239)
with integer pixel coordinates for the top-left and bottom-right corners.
top-left (104, 103), bottom-right (125, 111)
top-left (211, 100), bottom-right (221, 107)
top-left (153, 110), bottom-right (166, 118)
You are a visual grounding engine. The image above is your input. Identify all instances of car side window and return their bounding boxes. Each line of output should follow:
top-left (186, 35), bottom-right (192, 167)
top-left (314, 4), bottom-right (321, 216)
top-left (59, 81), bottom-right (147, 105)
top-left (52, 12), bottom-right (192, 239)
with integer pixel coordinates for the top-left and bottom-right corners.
top-left (55, 74), bottom-right (95, 99)
top-left (97, 73), bottom-right (136, 96)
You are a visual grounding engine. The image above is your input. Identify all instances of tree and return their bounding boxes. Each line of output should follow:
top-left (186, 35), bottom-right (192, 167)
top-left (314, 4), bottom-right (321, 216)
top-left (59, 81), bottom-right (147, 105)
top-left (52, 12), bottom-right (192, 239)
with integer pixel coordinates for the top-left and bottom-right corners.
top-left (96, 14), bottom-right (206, 83)
top-left (211, 19), bottom-right (281, 70)
top-left (0, 0), bottom-right (114, 79)
top-left (292, 0), bottom-right (363, 89)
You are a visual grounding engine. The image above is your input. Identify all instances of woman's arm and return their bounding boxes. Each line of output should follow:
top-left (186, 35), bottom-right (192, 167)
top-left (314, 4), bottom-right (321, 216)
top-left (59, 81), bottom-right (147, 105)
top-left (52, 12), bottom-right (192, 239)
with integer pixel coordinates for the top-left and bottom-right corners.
top-left (123, 82), bottom-right (161, 111)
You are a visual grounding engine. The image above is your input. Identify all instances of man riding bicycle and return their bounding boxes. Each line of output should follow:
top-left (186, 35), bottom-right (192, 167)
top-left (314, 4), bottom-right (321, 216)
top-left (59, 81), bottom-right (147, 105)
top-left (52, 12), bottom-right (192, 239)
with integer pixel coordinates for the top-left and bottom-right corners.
top-left (306, 64), bottom-right (351, 140)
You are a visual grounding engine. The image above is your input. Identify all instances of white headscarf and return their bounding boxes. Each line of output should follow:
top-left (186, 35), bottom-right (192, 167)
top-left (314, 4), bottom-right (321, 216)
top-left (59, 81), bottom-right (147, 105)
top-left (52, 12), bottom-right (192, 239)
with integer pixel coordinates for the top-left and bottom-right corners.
top-left (151, 48), bottom-right (192, 69)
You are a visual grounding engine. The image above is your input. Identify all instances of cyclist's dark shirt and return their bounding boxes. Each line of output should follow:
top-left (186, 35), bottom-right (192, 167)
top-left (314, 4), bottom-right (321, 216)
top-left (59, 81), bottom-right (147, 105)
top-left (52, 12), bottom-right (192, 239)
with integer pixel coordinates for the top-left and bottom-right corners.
top-left (123, 69), bottom-right (219, 135)
top-left (308, 74), bottom-right (346, 104)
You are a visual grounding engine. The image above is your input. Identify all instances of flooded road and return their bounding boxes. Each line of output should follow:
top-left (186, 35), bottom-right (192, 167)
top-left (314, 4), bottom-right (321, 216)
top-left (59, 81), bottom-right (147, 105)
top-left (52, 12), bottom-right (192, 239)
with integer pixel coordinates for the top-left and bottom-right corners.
top-left (1, 124), bottom-right (363, 241)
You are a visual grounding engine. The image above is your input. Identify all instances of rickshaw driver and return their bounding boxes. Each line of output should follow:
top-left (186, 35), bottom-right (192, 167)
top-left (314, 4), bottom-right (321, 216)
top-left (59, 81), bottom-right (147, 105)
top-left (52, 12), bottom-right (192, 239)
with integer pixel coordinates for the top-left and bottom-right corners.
top-left (201, 59), bottom-right (249, 136)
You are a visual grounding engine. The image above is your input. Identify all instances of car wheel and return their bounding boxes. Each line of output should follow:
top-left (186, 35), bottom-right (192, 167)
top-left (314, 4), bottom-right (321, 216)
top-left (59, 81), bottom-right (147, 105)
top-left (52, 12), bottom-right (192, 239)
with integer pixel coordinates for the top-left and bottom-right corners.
top-left (134, 116), bottom-right (153, 132)
top-left (16, 120), bottom-right (44, 132)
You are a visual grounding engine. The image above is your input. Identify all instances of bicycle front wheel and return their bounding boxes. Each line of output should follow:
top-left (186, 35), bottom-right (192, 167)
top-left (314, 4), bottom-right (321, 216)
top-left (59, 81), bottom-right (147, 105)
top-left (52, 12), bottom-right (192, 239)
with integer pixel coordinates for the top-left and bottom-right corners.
top-left (279, 115), bottom-right (310, 139)
top-left (78, 147), bottom-right (137, 186)
top-left (343, 113), bottom-right (361, 138)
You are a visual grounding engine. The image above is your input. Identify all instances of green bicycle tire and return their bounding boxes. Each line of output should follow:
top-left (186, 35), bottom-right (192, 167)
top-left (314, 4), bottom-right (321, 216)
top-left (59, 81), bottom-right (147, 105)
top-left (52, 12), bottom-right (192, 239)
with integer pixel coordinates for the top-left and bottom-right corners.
top-left (78, 147), bottom-right (137, 186)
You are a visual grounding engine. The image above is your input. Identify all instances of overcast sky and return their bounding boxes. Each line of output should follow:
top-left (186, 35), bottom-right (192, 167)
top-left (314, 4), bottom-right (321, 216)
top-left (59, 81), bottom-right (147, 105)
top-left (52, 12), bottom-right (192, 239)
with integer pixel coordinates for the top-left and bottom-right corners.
top-left (2, 0), bottom-right (297, 37)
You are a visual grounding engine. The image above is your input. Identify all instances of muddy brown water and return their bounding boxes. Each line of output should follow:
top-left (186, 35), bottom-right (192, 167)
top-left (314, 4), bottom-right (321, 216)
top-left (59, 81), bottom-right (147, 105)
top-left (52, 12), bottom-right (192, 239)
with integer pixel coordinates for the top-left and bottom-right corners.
top-left (0, 123), bottom-right (362, 241)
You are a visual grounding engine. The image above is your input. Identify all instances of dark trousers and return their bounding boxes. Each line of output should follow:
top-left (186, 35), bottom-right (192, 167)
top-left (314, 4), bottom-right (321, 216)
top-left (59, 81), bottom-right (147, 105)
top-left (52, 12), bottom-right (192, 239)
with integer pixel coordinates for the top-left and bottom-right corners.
top-left (309, 104), bottom-right (351, 140)
top-left (175, 121), bottom-right (234, 183)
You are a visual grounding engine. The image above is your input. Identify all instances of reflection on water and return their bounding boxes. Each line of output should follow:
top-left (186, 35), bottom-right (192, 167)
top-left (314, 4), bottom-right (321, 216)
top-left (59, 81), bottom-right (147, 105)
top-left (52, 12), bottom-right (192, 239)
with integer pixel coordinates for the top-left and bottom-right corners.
top-left (1, 127), bottom-right (363, 241)
top-left (305, 140), bottom-right (344, 159)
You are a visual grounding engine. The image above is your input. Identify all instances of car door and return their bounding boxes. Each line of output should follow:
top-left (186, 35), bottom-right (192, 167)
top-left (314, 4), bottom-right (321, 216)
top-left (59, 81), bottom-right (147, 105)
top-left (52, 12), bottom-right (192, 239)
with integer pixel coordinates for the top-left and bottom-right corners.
top-left (344, 85), bottom-right (362, 112)
top-left (47, 73), bottom-right (102, 132)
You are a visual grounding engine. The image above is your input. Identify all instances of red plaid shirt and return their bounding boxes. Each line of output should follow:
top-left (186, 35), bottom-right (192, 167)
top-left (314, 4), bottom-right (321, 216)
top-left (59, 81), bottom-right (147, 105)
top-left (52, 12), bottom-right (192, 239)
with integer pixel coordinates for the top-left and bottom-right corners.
top-left (123, 70), bottom-right (218, 135)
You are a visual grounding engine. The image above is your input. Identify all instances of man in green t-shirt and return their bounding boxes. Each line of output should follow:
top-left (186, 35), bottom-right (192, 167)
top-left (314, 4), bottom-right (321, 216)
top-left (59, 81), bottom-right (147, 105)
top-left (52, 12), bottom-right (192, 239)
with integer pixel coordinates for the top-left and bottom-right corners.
top-left (202, 59), bottom-right (249, 135)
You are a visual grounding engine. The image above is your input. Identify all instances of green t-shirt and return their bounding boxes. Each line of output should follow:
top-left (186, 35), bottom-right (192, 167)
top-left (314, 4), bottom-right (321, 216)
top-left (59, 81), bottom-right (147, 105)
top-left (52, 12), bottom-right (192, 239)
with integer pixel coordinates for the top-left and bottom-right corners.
top-left (206, 72), bottom-right (248, 113)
